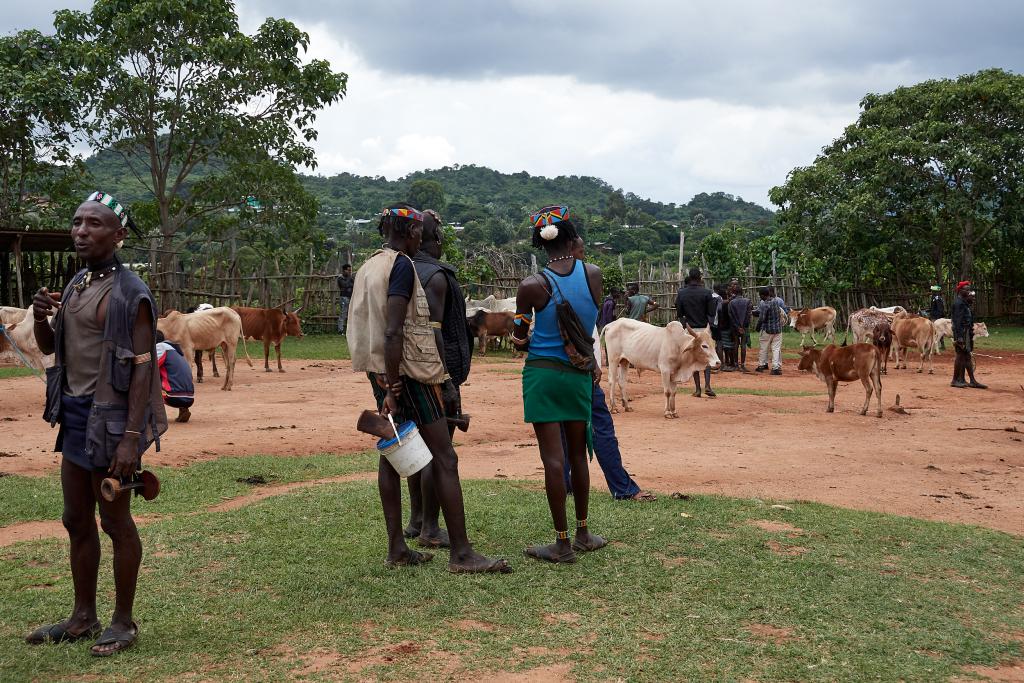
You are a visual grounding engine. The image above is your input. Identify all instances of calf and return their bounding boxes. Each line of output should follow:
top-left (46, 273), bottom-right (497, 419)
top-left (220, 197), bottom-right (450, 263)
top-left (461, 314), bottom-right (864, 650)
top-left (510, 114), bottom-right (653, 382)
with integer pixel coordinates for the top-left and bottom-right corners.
top-left (602, 319), bottom-right (720, 419)
top-left (233, 306), bottom-right (304, 372)
top-left (891, 312), bottom-right (935, 373)
top-left (467, 310), bottom-right (514, 356)
top-left (871, 320), bottom-right (893, 375)
top-left (789, 306), bottom-right (837, 346)
top-left (798, 344), bottom-right (883, 418)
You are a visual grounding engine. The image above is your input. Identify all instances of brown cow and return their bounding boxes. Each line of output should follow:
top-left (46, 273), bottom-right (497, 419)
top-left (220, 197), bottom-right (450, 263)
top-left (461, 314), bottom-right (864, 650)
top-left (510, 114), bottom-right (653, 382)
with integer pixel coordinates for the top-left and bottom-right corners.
top-left (798, 344), bottom-right (883, 418)
top-left (871, 320), bottom-right (893, 375)
top-left (891, 312), bottom-right (935, 373)
top-left (467, 309), bottom-right (514, 356)
top-left (232, 305), bottom-right (304, 372)
top-left (788, 306), bottom-right (836, 346)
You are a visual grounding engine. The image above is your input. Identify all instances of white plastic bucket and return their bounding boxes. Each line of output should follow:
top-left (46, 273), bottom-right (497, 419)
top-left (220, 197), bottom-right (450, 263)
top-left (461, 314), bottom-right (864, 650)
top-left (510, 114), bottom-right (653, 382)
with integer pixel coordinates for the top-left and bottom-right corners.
top-left (376, 418), bottom-right (432, 477)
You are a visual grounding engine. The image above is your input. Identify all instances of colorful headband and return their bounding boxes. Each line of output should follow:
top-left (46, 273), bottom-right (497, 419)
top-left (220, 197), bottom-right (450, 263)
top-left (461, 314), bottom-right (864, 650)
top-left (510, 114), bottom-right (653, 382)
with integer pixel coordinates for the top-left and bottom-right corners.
top-left (530, 205), bottom-right (570, 228)
top-left (88, 191), bottom-right (129, 227)
top-left (381, 207), bottom-right (424, 222)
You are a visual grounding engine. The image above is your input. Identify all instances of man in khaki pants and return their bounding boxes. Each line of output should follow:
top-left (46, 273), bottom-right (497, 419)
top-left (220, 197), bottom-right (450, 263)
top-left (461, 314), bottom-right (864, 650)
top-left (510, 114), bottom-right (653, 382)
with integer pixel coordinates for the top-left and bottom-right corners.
top-left (754, 286), bottom-right (787, 375)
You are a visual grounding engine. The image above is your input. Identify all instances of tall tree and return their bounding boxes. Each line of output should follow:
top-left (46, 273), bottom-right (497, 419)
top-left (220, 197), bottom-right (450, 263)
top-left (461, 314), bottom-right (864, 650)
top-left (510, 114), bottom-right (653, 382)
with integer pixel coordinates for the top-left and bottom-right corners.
top-left (54, 0), bottom-right (347, 290)
top-left (0, 30), bottom-right (82, 231)
top-left (407, 179), bottom-right (446, 213)
top-left (771, 69), bottom-right (1024, 282)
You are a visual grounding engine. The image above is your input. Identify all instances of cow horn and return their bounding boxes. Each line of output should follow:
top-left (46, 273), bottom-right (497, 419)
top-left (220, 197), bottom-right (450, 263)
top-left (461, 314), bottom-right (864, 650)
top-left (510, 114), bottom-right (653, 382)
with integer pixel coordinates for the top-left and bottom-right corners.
top-left (293, 305), bottom-right (304, 314)
top-left (685, 324), bottom-right (698, 337)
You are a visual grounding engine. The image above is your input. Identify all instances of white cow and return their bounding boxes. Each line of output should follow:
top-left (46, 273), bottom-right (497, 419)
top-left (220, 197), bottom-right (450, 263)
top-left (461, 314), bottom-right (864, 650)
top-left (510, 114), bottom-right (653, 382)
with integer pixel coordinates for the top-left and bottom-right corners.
top-left (932, 318), bottom-right (989, 353)
top-left (0, 307), bottom-right (53, 372)
top-left (465, 295), bottom-right (516, 317)
top-left (602, 319), bottom-right (720, 419)
top-left (1, 306), bottom-right (28, 326)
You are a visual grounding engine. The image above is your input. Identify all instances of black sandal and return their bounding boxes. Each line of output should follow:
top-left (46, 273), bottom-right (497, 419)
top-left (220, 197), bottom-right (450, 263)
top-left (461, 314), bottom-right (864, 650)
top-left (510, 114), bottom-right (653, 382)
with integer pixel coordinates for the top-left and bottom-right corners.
top-left (90, 621), bottom-right (138, 657)
top-left (524, 543), bottom-right (577, 564)
top-left (26, 620), bottom-right (102, 645)
top-left (383, 549), bottom-right (434, 568)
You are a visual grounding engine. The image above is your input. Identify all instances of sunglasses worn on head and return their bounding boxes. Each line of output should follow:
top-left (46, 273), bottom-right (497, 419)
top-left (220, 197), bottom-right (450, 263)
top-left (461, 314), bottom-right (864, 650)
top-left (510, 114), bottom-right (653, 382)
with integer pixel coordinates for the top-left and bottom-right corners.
top-left (381, 207), bottom-right (424, 222)
top-left (530, 205), bottom-right (570, 228)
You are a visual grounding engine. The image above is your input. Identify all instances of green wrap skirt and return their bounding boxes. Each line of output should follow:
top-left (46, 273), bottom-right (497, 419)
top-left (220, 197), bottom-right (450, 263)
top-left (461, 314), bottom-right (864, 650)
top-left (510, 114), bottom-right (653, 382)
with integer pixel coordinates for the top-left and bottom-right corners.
top-left (522, 357), bottom-right (593, 424)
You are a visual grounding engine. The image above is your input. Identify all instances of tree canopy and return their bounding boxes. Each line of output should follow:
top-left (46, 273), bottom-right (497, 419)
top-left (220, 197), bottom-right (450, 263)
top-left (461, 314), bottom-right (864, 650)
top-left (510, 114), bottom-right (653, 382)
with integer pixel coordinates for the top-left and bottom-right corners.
top-left (52, 0), bottom-right (347, 292)
top-left (770, 68), bottom-right (1024, 288)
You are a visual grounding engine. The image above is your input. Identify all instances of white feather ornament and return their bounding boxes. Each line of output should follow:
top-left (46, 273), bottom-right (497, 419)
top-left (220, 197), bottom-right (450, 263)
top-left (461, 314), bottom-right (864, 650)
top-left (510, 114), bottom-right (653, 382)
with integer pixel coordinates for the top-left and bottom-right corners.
top-left (539, 226), bottom-right (559, 241)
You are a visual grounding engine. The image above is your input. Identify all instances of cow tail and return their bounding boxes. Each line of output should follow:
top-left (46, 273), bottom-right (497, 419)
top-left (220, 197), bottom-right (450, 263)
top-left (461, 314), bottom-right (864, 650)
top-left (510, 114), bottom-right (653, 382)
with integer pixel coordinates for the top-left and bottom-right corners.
top-left (842, 315), bottom-right (851, 347)
top-left (240, 334), bottom-right (253, 367)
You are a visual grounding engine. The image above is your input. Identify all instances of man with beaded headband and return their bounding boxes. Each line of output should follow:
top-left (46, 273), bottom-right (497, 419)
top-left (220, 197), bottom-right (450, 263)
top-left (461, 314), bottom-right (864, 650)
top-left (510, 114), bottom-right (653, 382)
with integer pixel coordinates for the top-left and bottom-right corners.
top-left (511, 205), bottom-right (608, 563)
top-left (27, 191), bottom-right (166, 656)
top-left (347, 204), bottom-right (511, 573)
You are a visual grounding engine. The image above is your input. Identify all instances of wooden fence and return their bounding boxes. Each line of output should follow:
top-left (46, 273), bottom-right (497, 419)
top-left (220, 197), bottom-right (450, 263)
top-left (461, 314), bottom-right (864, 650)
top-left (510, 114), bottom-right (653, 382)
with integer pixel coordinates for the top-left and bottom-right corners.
top-left (463, 270), bottom-right (1024, 328)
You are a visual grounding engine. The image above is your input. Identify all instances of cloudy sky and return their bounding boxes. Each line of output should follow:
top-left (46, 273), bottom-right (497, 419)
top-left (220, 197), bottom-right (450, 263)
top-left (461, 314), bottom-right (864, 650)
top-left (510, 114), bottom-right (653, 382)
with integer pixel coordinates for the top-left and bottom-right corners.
top-left (6, 2), bottom-right (1024, 207)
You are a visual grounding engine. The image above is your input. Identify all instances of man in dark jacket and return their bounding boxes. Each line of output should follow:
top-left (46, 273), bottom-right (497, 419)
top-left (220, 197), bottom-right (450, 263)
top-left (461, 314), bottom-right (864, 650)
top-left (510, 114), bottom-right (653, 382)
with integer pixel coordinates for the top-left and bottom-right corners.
top-left (405, 209), bottom-right (474, 548)
top-left (675, 267), bottom-right (718, 397)
top-left (336, 264), bottom-right (354, 334)
top-left (929, 285), bottom-right (946, 350)
top-left (951, 282), bottom-right (986, 389)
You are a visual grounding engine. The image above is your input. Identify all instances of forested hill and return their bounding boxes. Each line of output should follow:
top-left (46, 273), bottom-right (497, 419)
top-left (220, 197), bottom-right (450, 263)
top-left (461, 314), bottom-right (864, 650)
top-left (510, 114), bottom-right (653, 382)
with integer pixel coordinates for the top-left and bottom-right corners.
top-left (84, 151), bottom-right (773, 229)
top-left (304, 165), bottom-right (772, 228)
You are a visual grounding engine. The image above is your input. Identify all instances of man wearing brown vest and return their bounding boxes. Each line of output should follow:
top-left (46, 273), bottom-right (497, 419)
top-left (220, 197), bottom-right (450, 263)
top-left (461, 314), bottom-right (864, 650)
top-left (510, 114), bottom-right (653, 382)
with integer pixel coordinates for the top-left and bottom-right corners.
top-left (347, 204), bottom-right (511, 574)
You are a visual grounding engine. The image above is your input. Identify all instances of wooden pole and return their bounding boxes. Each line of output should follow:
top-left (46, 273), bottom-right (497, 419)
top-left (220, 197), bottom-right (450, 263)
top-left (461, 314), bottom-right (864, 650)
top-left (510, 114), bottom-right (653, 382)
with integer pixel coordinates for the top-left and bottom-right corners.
top-left (13, 234), bottom-right (24, 308)
top-left (677, 230), bottom-right (685, 282)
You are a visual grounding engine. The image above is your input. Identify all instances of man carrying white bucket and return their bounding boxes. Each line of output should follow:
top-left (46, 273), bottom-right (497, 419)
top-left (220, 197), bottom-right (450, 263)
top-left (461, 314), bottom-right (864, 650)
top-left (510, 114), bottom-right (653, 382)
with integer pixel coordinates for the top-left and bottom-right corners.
top-left (347, 203), bottom-right (512, 574)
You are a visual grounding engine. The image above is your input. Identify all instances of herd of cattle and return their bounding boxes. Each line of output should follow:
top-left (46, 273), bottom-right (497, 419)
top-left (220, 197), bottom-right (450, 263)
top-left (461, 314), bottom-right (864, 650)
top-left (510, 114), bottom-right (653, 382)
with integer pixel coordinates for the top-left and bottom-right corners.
top-left (0, 303), bottom-right (304, 391)
top-left (0, 295), bottom-right (992, 420)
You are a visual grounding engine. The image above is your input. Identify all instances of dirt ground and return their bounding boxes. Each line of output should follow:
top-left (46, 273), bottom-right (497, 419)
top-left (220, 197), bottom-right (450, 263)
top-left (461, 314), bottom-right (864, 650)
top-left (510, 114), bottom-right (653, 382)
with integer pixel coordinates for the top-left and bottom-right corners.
top-left (1, 350), bottom-right (1022, 535)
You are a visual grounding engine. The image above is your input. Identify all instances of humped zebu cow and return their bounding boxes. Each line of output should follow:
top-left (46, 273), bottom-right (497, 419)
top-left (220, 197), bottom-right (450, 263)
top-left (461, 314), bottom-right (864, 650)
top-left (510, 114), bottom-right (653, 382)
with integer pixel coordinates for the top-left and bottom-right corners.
top-left (1, 306), bottom-right (28, 326)
top-left (232, 305), bottom-right (304, 373)
top-left (846, 308), bottom-right (893, 344)
top-left (157, 307), bottom-right (251, 390)
top-left (890, 311), bottom-right (936, 373)
top-left (788, 306), bottom-right (837, 346)
top-left (798, 343), bottom-right (883, 418)
top-left (602, 319), bottom-right (720, 419)
top-left (0, 306), bottom-right (53, 372)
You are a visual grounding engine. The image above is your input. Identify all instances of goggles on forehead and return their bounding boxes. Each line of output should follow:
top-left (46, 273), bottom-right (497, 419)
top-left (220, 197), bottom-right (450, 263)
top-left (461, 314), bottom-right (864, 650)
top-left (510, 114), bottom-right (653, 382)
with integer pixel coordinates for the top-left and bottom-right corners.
top-left (530, 205), bottom-right (570, 228)
top-left (381, 207), bottom-right (424, 222)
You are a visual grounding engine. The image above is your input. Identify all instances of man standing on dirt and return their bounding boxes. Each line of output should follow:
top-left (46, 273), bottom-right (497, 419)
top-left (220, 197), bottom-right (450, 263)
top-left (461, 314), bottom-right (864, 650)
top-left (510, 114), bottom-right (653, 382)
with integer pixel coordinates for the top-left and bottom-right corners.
top-left (337, 264), bottom-right (354, 335)
top-left (950, 282), bottom-right (987, 390)
top-left (27, 191), bottom-right (167, 656)
top-left (403, 209), bottom-right (474, 549)
top-left (348, 204), bottom-right (511, 573)
top-left (929, 285), bottom-right (946, 350)
top-left (675, 267), bottom-right (718, 397)
top-left (728, 283), bottom-right (752, 372)
top-left (754, 286), bottom-right (787, 375)
top-left (625, 283), bottom-right (658, 321)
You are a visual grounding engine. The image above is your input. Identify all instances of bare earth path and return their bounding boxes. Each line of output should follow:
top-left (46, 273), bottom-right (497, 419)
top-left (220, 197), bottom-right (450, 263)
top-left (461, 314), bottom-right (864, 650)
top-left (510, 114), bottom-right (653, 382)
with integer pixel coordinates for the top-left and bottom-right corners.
top-left (2, 352), bottom-right (1022, 534)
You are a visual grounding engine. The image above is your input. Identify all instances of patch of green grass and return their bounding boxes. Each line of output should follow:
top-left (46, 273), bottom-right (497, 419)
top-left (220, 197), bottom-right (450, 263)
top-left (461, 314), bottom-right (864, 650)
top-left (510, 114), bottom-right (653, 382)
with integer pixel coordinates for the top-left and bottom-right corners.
top-left (0, 367), bottom-right (36, 380)
top-left (977, 324), bottom-right (1024, 352)
top-left (0, 476), bottom-right (1021, 681)
top-left (0, 452), bottom-right (377, 527)
top-left (273, 333), bottom-right (349, 360)
top-left (680, 386), bottom-right (822, 397)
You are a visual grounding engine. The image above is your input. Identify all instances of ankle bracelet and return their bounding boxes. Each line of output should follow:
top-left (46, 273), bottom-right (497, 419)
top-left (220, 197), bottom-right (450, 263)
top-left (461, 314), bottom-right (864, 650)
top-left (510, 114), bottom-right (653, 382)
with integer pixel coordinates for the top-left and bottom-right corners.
top-left (576, 519), bottom-right (587, 529)
top-left (556, 530), bottom-right (570, 540)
